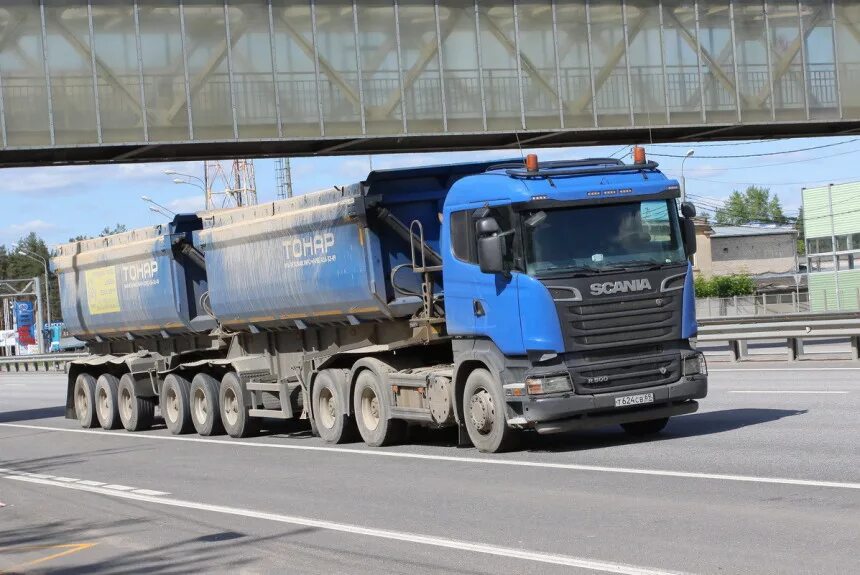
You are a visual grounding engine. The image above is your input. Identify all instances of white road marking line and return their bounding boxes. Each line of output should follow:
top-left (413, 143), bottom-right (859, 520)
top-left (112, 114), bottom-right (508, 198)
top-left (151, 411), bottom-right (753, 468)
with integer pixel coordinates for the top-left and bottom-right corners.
top-left (77, 480), bottom-right (106, 487)
top-left (0, 473), bottom-right (685, 575)
top-left (729, 391), bottom-right (849, 394)
top-left (1, 423), bottom-right (858, 491)
top-left (131, 489), bottom-right (170, 497)
top-left (51, 476), bottom-right (80, 483)
top-left (103, 484), bottom-right (135, 491)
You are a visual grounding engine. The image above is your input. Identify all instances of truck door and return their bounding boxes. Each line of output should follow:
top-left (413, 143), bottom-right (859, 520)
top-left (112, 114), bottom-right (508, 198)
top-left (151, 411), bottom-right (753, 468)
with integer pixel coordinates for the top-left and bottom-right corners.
top-left (444, 206), bottom-right (523, 354)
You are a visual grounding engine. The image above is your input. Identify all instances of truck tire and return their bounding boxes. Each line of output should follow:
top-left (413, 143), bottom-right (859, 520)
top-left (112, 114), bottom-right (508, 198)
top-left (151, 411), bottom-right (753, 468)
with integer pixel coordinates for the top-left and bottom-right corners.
top-left (161, 373), bottom-right (193, 435)
top-left (117, 374), bottom-right (155, 432)
top-left (463, 368), bottom-right (519, 453)
top-left (353, 369), bottom-right (405, 447)
top-left (220, 372), bottom-right (259, 438)
top-left (621, 417), bottom-right (669, 436)
top-left (190, 373), bottom-right (224, 436)
top-left (312, 370), bottom-right (357, 444)
top-left (95, 374), bottom-right (121, 430)
top-left (73, 373), bottom-right (98, 429)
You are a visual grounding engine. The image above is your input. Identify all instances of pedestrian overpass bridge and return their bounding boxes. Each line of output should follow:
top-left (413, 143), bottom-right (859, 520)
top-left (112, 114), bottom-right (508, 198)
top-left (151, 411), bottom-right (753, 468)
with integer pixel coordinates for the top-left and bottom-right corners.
top-left (1, 1), bottom-right (859, 167)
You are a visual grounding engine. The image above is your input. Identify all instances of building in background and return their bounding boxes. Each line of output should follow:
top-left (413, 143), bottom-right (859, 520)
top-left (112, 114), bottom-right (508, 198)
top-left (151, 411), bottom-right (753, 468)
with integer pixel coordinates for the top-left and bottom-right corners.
top-left (803, 182), bottom-right (860, 311)
top-left (693, 220), bottom-right (799, 293)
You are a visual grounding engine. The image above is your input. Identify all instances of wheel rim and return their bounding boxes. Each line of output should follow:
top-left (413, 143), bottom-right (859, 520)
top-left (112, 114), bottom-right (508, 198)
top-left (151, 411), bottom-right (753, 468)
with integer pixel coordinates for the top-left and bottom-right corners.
top-left (97, 387), bottom-right (110, 422)
top-left (469, 388), bottom-right (495, 435)
top-left (165, 386), bottom-right (179, 423)
top-left (318, 387), bottom-right (337, 430)
top-left (192, 388), bottom-right (208, 424)
top-left (359, 386), bottom-right (380, 432)
top-left (223, 387), bottom-right (239, 426)
top-left (75, 385), bottom-right (88, 422)
top-left (119, 387), bottom-right (133, 422)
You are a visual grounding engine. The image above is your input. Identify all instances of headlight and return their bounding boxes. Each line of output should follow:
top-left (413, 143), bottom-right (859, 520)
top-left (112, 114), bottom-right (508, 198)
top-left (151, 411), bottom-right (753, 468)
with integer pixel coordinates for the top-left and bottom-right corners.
top-left (526, 374), bottom-right (572, 395)
top-left (682, 354), bottom-right (707, 376)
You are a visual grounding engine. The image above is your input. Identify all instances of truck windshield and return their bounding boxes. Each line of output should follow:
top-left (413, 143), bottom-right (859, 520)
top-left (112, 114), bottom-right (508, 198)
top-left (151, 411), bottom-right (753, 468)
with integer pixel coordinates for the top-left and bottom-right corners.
top-left (524, 199), bottom-right (687, 276)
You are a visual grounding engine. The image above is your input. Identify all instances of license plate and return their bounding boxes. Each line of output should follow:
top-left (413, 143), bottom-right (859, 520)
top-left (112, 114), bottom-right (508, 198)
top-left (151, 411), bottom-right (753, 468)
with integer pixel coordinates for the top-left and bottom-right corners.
top-left (614, 392), bottom-right (654, 408)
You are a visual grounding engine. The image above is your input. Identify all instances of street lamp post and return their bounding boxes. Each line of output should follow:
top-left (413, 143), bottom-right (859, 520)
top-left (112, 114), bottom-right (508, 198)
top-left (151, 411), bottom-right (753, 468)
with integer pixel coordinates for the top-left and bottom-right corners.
top-left (141, 195), bottom-right (176, 216)
top-left (17, 249), bottom-right (51, 332)
top-left (680, 149), bottom-right (695, 204)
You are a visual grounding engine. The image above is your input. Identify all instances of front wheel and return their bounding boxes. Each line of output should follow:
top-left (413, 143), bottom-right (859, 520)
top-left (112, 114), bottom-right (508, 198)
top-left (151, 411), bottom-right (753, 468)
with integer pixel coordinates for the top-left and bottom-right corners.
top-left (463, 369), bottom-right (519, 453)
top-left (621, 417), bottom-right (669, 436)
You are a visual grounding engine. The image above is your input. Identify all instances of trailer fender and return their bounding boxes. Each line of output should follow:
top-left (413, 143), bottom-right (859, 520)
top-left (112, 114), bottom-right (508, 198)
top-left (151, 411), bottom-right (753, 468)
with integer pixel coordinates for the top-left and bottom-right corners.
top-left (67, 351), bottom-right (163, 401)
top-left (348, 358), bottom-right (398, 419)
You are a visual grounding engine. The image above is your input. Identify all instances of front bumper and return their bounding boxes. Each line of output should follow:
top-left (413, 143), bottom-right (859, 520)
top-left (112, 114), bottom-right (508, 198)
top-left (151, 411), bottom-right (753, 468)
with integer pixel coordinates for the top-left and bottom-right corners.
top-left (508, 374), bottom-right (707, 435)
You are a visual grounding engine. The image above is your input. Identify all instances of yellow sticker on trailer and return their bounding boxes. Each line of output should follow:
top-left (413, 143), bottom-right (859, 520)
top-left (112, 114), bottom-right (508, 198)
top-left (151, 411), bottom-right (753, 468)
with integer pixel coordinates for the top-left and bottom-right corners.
top-left (85, 266), bottom-right (120, 315)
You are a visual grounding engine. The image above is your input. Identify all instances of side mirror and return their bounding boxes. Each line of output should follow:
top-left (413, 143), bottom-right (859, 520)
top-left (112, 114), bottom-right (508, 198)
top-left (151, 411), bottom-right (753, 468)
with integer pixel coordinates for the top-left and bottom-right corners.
top-left (475, 216), bottom-right (500, 236)
top-left (681, 201), bottom-right (696, 218)
top-left (478, 235), bottom-right (504, 274)
top-left (681, 217), bottom-right (697, 257)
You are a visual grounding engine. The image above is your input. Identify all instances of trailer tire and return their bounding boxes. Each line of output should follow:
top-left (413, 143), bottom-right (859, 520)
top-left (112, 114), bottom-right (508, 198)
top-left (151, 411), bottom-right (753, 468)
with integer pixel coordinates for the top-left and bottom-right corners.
top-left (621, 417), bottom-right (669, 436)
top-left (73, 373), bottom-right (99, 429)
top-left (117, 374), bottom-right (155, 432)
top-left (463, 368), bottom-right (519, 453)
top-left (312, 370), bottom-right (357, 444)
top-left (190, 373), bottom-right (224, 436)
top-left (220, 372), bottom-right (259, 438)
top-left (161, 373), bottom-right (193, 435)
top-left (95, 374), bottom-right (121, 430)
top-left (353, 369), bottom-right (405, 447)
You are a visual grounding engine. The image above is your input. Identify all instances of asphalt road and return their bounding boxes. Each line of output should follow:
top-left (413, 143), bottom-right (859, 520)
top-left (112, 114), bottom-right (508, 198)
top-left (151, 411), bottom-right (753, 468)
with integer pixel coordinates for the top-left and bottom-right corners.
top-left (0, 365), bottom-right (858, 574)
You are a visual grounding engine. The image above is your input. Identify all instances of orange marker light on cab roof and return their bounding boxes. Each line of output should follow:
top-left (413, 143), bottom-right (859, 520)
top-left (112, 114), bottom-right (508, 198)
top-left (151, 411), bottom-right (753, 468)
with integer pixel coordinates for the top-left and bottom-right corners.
top-left (526, 153), bottom-right (539, 172)
top-left (632, 146), bottom-right (646, 164)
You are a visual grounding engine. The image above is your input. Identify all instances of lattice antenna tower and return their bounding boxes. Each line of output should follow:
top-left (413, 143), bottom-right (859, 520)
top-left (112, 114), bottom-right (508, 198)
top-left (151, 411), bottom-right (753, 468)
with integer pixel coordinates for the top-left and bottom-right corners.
top-left (275, 158), bottom-right (294, 200)
top-left (204, 159), bottom-right (257, 209)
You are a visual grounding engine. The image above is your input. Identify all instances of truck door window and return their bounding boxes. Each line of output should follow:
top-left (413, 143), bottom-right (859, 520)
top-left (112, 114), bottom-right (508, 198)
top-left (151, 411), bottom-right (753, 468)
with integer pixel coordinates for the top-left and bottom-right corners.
top-left (451, 210), bottom-right (478, 264)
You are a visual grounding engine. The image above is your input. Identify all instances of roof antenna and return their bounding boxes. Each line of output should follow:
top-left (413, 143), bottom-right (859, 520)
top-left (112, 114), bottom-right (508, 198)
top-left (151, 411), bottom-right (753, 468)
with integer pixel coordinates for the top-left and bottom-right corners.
top-left (514, 131), bottom-right (525, 162)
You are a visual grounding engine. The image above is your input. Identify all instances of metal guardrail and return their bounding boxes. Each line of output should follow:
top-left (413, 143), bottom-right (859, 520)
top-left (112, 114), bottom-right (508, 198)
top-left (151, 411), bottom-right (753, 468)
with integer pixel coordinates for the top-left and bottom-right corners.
top-left (0, 353), bottom-right (86, 373)
top-left (697, 312), bottom-right (860, 362)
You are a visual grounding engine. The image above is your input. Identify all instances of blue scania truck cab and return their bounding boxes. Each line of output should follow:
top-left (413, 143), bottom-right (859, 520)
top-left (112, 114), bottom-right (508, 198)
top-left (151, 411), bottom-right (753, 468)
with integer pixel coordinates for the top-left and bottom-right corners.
top-left (55, 151), bottom-right (706, 453)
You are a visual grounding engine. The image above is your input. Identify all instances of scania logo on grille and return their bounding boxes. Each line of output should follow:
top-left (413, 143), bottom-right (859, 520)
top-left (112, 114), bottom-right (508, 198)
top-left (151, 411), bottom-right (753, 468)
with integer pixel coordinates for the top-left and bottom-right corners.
top-left (589, 278), bottom-right (652, 296)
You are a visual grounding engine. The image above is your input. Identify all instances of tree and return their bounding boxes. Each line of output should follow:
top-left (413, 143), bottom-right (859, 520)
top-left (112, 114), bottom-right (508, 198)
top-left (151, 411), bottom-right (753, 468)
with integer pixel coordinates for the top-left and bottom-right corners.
top-left (694, 274), bottom-right (756, 298)
top-left (2, 232), bottom-right (61, 325)
top-left (99, 224), bottom-right (127, 237)
top-left (714, 186), bottom-right (786, 225)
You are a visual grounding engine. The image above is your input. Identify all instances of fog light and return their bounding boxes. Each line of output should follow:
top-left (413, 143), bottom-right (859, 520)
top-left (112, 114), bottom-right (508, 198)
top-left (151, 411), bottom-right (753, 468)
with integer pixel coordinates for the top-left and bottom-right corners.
top-left (682, 354), bottom-right (707, 376)
top-left (526, 374), bottom-right (572, 395)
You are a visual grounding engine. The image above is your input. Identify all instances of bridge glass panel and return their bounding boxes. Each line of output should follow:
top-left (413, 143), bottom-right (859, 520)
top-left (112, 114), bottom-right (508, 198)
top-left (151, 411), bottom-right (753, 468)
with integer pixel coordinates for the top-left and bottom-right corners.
top-left (439, 1), bottom-right (483, 132)
top-left (662, 1), bottom-right (704, 124)
top-left (0, 1), bottom-right (52, 146)
top-left (398, 0), bottom-right (443, 133)
top-left (698, 2), bottom-right (740, 123)
top-left (137, 1), bottom-right (190, 142)
top-left (589, 1), bottom-right (631, 127)
top-left (44, 4), bottom-right (98, 145)
top-left (802, 0), bottom-right (839, 120)
top-left (356, 2), bottom-right (403, 135)
top-left (228, 1), bottom-right (279, 139)
top-left (183, 2), bottom-right (235, 140)
top-left (627, 2), bottom-right (669, 126)
top-left (767, 1), bottom-right (806, 121)
top-left (734, 2), bottom-right (774, 123)
top-left (90, 1), bottom-right (146, 143)
top-left (313, 1), bottom-right (363, 136)
top-left (271, 2), bottom-right (321, 137)
top-left (555, 2), bottom-right (595, 128)
top-left (516, 1), bottom-right (563, 130)
top-left (835, 2), bottom-right (860, 119)
top-left (478, 1), bottom-right (522, 130)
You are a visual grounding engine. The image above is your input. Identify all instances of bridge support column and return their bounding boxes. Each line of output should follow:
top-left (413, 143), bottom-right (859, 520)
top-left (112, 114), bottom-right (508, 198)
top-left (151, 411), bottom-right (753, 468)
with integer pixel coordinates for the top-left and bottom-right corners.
top-left (729, 340), bottom-right (747, 362)
top-left (786, 338), bottom-right (803, 362)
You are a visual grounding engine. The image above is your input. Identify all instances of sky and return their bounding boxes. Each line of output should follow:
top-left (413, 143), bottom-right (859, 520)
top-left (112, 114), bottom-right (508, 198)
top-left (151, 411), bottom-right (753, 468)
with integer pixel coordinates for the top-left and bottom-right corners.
top-left (1, 135), bottom-right (858, 249)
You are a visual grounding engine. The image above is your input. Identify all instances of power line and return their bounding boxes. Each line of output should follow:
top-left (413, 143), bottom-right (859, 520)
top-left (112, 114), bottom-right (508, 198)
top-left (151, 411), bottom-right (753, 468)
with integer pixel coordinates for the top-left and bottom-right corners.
top-left (687, 175), bottom-right (860, 187)
top-left (672, 145), bottom-right (860, 172)
top-left (649, 138), bottom-right (860, 159)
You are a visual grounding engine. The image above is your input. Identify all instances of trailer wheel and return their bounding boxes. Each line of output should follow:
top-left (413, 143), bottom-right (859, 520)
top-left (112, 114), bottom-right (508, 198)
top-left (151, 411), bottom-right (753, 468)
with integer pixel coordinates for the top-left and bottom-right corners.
top-left (117, 374), bottom-right (155, 432)
top-left (73, 373), bottom-right (98, 429)
top-left (463, 369), bottom-right (519, 453)
top-left (161, 374), bottom-right (193, 435)
top-left (353, 369), bottom-right (405, 447)
top-left (95, 374), bottom-right (121, 430)
top-left (621, 417), bottom-right (669, 436)
top-left (312, 370), bottom-right (357, 444)
top-left (190, 373), bottom-right (224, 436)
top-left (220, 372), bottom-right (259, 438)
